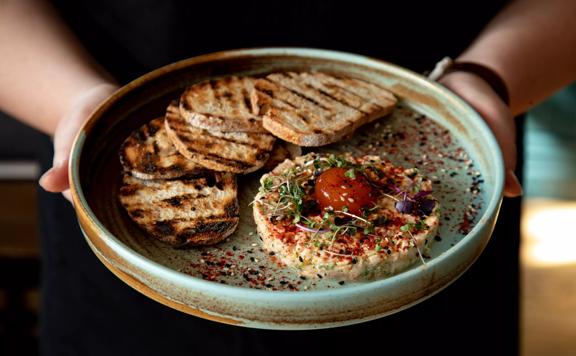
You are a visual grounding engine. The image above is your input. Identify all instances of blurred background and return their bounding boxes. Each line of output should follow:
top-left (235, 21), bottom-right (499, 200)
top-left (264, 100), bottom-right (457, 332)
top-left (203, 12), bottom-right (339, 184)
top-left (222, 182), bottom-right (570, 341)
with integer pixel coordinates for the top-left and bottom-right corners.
top-left (521, 83), bottom-right (576, 355)
top-left (0, 84), bottom-right (574, 355)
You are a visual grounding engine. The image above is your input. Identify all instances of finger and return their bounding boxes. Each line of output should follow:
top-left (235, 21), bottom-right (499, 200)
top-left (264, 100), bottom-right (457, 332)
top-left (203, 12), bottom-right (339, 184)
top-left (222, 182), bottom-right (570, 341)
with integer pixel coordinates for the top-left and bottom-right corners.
top-left (62, 189), bottom-right (73, 204)
top-left (476, 104), bottom-right (517, 171)
top-left (504, 170), bottom-right (523, 198)
top-left (42, 84), bottom-right (118, 194)
top-left (473, 105), bottom-right (522, 198)
top-left (52, 103), bottom-right (94, 167)
top-left (439, 72), bottom-right (522, 197)
top-left (471, 106), bottom-right (523, 198)
top-left (39, 157), bottom-right (69, 192)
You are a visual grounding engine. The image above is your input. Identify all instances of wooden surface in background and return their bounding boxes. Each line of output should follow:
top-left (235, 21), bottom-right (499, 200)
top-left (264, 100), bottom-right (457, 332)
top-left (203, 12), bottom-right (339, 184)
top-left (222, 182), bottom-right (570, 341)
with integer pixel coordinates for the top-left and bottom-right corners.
top-left (0, 181), bottom-right (40, 355)
top-left (0, 182), bottom-right (39, 258)
top-left (522, 263), bottom-right (576, 356)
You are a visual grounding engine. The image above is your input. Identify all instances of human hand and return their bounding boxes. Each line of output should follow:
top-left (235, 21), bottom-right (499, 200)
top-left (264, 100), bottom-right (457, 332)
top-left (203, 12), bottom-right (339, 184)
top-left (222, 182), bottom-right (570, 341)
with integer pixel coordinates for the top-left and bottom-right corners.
top-left (39, 83), bottom-right (119, 201)
top-left (439, 71), bottom-right (523, 198)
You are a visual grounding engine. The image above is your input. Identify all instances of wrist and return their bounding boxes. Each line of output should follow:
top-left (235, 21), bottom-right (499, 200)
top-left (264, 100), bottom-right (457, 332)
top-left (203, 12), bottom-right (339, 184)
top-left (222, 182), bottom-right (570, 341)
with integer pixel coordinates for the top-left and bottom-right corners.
top-left (431, 57), bottom-right (510, 107)
top-left (71, 82), bottom-right (118, 105)
top-left (51, 81), bottom-right (118, 164)
top-left (58, 82), bottom-right (118, 129)
top-left (439, 70), bottom-right (510, 119)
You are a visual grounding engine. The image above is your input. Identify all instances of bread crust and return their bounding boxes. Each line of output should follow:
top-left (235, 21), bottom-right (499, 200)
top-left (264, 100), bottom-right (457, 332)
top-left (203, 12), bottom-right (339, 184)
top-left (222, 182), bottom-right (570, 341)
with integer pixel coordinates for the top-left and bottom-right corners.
top-left (256, 72), bottom-right (397, 146)
top-left (119, 172), bottom-right (239, 247)
top-left (119, 117), bottom-right (205, 179)
top-left (165, 100), bottom-right (275, 174)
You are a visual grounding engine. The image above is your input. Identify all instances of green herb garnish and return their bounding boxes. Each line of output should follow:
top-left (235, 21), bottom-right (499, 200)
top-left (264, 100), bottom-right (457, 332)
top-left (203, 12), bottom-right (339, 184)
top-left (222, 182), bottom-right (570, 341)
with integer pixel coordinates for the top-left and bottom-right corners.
top-left (344, 168), bottom-right (356, 179)
top-left (415, 220), bottom-right (428, 231)
top-left (262, 177), bottom-right (274, 192)
top-left (327, 154), bottom-right (348, 168)
top-left (400, 223), bottom-right (413, 232)
top-left (363, 225), bottom-right (375, 235)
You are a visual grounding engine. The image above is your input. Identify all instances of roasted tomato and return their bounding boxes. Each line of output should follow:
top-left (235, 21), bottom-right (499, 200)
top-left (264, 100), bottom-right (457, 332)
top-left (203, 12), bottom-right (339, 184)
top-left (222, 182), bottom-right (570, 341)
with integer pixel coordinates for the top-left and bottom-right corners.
top-left (315, 167), bottom-right (374, 215)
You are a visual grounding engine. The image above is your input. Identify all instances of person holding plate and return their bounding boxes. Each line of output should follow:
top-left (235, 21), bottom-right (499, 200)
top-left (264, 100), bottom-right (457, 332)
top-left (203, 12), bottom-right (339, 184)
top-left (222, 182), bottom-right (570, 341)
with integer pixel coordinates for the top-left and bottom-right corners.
top-left (1, 1), bottom-right (575, 355)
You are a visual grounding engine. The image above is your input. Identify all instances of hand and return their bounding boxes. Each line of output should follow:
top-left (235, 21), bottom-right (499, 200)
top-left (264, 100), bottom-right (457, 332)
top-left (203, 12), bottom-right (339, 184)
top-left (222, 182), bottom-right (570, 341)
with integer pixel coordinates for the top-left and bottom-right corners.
top-left (439, 71), bottom-right (523, 198)
top-left (39, 83), bottom-right (119, 201)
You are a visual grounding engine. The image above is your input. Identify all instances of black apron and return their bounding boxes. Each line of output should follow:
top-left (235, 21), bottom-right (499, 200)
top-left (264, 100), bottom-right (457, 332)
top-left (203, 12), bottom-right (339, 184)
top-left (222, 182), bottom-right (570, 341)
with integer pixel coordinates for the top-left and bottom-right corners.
top-left (41, 1), bottom-right (520, 355)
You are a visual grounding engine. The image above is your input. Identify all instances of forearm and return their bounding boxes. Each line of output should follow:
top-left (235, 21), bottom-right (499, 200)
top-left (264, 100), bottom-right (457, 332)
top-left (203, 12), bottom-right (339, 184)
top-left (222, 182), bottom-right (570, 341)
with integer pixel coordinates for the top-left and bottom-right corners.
top-left (0, 0), bottom-right (114, 135)
top-left (456, 0), bottom-right (576, 115)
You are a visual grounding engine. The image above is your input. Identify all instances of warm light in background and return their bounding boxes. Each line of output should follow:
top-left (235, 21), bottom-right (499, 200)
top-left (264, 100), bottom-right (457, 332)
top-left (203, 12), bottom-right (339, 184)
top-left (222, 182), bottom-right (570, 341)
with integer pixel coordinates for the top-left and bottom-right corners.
top-left (522, 199), bottom-right (576, 267)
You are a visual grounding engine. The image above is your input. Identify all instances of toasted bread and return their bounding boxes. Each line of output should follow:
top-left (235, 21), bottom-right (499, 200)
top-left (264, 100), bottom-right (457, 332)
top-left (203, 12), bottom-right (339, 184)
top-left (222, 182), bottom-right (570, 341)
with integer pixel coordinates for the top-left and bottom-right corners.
top-left (165, 100), bottom-right (275, 174)
top-left (119, 172), bottom-right (239, 247)
top-left (256, 72), bottom-right (397, 146)
top-left (179, 76), bottom-right (265, 133)
top-left (119, 117), bottom-right (205, 180)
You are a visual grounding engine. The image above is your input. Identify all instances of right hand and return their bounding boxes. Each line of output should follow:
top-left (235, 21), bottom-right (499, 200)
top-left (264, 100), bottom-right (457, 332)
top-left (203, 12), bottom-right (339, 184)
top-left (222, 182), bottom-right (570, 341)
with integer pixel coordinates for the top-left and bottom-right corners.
top-left (439, 71), bottom-right (522, 198)
top-left (39, 83), bottom-right (119, 201)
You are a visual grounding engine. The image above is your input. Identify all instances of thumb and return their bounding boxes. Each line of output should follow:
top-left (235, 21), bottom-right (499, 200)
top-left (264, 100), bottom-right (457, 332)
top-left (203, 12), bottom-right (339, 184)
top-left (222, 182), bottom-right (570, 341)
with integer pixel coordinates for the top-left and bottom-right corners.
top-left (505, 169), bottom-right (523, 198)
top-left (39, 104), bottom-right (88, 193)
top-left (39, 111), bottom-right (84, 192)
top-left (39, 157), bottom-right (69, 192)
top-left (39, 82), bottom-right (118, 194)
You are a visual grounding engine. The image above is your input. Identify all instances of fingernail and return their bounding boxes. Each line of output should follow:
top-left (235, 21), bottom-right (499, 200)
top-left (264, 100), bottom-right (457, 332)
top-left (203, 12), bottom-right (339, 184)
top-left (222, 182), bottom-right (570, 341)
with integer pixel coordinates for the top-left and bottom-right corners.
top-left (505, 170), bottom-right (523, 198)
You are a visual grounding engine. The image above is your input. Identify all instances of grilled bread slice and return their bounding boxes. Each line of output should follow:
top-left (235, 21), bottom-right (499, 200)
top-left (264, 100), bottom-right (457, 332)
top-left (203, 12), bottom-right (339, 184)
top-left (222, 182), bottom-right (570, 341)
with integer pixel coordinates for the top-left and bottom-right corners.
top-left (256, 72), bottom-right (397, 146)
top-left (119, 172), bottom-right (239, 247)
top-left (165, 100), bottom-right (276, 173)
top-left (179, 76), bottom-right (265, 133)
top-left (119, 117), bottom-right (205, 180)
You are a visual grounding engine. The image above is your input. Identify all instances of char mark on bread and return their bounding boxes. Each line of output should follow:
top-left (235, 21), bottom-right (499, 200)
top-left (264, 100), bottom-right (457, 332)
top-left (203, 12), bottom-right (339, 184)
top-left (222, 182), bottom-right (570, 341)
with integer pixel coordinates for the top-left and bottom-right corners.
top-left (165, 100), bottom-right (275, 173)
top-left (179, 76), bottom-right (264, 133)
top-left (119, 117), bottom-right (205, 180)
top-left (256, 72), bottom-right (397, 147)
top-left (119, 172), bottom-right (239, 247)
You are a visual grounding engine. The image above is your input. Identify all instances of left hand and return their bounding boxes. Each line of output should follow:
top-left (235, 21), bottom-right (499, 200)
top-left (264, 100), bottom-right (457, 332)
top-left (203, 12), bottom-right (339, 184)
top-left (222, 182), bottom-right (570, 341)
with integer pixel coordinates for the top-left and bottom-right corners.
top-left (39, 83), bottom-right (119, 201)
top-left (439, 71), bottom-right (523, 198)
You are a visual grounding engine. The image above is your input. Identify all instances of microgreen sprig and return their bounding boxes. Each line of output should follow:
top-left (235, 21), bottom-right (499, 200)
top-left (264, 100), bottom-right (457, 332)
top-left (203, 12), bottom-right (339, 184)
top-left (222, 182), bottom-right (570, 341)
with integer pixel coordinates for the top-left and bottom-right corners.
top-left (344, 168), bottom-right (356, 179)
top-left (400, 223), bottom-right (426, 265)
top-left (387, 184), bottom-right (436, 216)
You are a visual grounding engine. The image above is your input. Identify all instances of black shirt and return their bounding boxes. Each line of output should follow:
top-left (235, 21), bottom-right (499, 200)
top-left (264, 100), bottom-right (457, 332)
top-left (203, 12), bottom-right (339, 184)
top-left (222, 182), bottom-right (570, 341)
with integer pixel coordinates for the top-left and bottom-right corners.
top-left (54, 1), bottom-right (505, 81)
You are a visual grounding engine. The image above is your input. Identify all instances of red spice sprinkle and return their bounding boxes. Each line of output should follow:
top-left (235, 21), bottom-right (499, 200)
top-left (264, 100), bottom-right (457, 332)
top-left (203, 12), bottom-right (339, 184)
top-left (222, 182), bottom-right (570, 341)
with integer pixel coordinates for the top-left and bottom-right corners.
top-left (180, 109), bottom-right (485, 291)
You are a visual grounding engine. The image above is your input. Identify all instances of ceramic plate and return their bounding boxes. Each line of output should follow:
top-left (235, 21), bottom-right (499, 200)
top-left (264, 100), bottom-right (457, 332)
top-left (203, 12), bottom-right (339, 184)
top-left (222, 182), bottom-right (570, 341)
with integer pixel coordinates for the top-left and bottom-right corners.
top-left (69, 48), bottom-right (504, 329)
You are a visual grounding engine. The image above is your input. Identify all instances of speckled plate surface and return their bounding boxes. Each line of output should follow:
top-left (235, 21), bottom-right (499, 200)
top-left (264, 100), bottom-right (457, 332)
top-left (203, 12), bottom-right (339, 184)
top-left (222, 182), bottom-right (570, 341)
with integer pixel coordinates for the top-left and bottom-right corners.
top-left (69, 48), bottom-right (504, 329)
